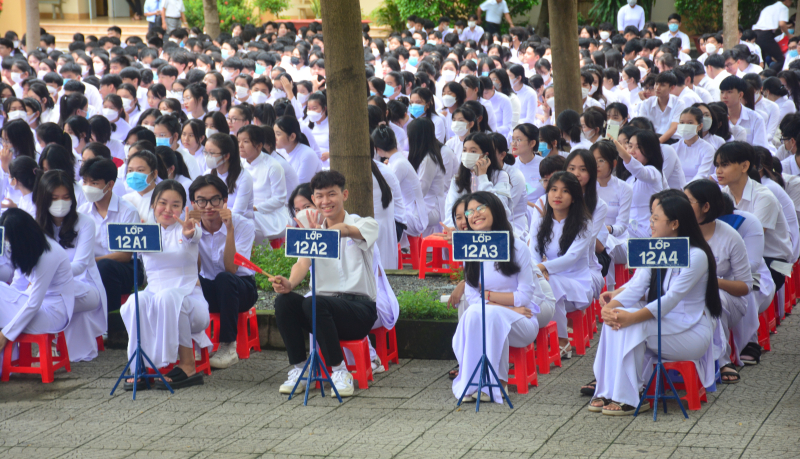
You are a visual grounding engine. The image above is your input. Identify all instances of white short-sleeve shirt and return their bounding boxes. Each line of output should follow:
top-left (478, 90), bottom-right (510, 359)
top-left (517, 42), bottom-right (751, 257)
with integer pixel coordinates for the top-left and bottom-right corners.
top-left (753, 1), bottom-right (790, 31)
top-left (479, 0), bottom-right (509, 24)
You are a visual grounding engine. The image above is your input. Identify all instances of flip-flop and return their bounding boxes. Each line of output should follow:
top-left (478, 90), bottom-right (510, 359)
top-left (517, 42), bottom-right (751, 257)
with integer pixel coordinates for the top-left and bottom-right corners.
top-left (602, 401), bottom-right (649, 416)
top-left (580, 380), bottom-right (596, 396)
top-left (587, 397), bottom-right (610, 412)
top-left (154, 367), bottom-right (203, 390)
top-left (123, 378), bottom-right (148, 392)
top-left (448, 368), bottom-right (459, 379)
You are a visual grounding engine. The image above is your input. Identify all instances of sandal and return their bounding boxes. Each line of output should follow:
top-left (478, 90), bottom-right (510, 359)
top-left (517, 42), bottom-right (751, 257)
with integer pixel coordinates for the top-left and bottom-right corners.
top-left (740, 342), bottom-right (761, 365)
top-left (154, 367), bottom-right (203, 390)
top-left (560, 343), bottom-right (572, 360)
top-left (602, 400), bottom-right (649, 416)
top-left (587, 397), bottom-right (609, 412)
top-left (580, 380), bottom-right (596, 396)
top-left (123, 377), bottom-right (148, 392)
top-left (448, 368), bottom-right (459, 379)
top-left (719, 363), bottom-right (741, 384)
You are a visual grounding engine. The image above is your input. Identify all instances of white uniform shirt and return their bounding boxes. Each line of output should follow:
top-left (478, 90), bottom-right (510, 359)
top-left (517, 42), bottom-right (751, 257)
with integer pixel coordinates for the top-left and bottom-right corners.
top-left (514, 84), bottom-right (540, 124)
top-left (597, 175), bottom-right (633, 237)
top-left (624, 156), bottom-right (664, 238)
top-left (723, 178), bottom-right (793, 262)
top-left (755, 96), bottom-right (781, 140)
top-left (637, 94), bottom-right (685, 137)
top-left (123, 188), bottom-right (155, 223)
top-left (313, 213), bottom-right (379, 300)
top-left (375, 160), bottom-right (405, 224)
top-left (459, 26), bottom-right (485, 43)
top-left (732, 104), bottom-right (771, 151)
top-left (617, 4), bottom-right (645, 32)
top-left (198, 213), bottom-right (255, 279)
top-left (308, 116), bottom-right (330, 168)
top-left (78, 193), bottom-right (141, 257)
top-left (659, 30), bottom-right (691, 51)
top-left (281, 143), bottom-right (322, 185)
top-left (217, 168), bottom-right (254, 218)
top-left (761, 177), bottom-right (800, 262)
top-left (674, 137), bottom-right (716, 183)
top-left (487, 91), bottom-right (513, 136)
top-left (479, 0), bottom-right (509, 24)
top-left (660, 143), bottom-right (686, 190)
top-left (270, 151), bottom-right (299, 203)
top-left (752, 1), bottom-right (790, 31)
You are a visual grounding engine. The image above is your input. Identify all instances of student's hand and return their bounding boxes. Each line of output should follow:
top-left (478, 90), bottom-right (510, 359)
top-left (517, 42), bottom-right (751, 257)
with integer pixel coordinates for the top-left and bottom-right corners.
top-left (430, 223), bottom-right (455, 242)
top-left (609, 309), bottom-right (634, 330)
top-left (0, 143), bottom-right (12, 173)
top-left (537, 263), bottom-right (549, 281)
top-left (294, 209), bottom-right (322, 229)
top-left (320, 152), bottom-right (330, 162)
top-left (447, 280), bottom-right (465, 309)
top-left (474, 156), bottom-right (490, 176)
top-left (269, 275), bottom-right (293, 294)
top-left (1, 198), bottom-right (16, 209)
top-left (510, 306), bottom-right (533, 318)
top-left (601, 306), bottom-right (618, 326)
top-left (533, 201), bottom-right (544, 216)
top-left (280, 76), bottom-right (293, 100)
top-left (176, 206), bottom-right (196, 238)
top-left (312, 77), bottom-right (325, 92)
top-left (219, 208), bottom-right (233, 230)
top-left (599, 290), bottom-right (615, 307)
top-left (0, 331), bottom-right (7, 352)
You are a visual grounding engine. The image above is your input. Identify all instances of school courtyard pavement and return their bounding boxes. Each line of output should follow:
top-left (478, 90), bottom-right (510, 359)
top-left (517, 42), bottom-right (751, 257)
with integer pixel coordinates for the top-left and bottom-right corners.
top-left (1, 312), bottom-right (799, 459)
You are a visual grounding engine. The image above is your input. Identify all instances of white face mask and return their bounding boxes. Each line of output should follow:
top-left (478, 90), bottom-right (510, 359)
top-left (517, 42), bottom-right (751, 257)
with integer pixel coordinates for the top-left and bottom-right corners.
top-left (590, 84), bottom-right (598, 94)
top-left (82, 184), bottom-right (108, 203)
top-left (546, 97), bottom-right (555, 109)
top-left (582, 128), bottom-right (596, 141)
top-left (235, 85), bottom-right (249, 99)
top-left (93, 62), bottom-right (104, 73)
top-left (468, 21), bottom-right (476, 29)
top-left (452, 120), bottom-right (469, 137)
top-left (461, 152), bottom-right (481, 169)
top-left (442, 70), bottom-right (457, 83)
top-left (599, 31), bottom-right (610, 40)
top-left (144, 124), bottom-right (155, 132)
top-left (26, 112), bottom-right (37, 125)
top-left (372, 48), bottom-right (380, 57)
top-left (307, 110), bottom-right (323, 122)
top-left (122, 97), bottom-right (134, 110)
top-left (168, 91), bottom-right (184, 103)
top-left (607, 119), bottom-right (622, 126)
top-left (7, 110), bottom-right (26, 120)
top-left (205, 127), bottom-right (218, 138)
top-left (298, 93), bottom-right (310, 104)
top-left (205, 153), bottom-right (223, 169)
top-left (221, 68), bottom-right (234, 80)
top-left (705, 43), bottom-right (717, 55)
top-left (250, 91), bottom-right (268, 105)
top-left (37, 70), bottom-right (47, 79)
top-left (70, 134), bottom-right (80, 149)
top-left (207, 100), bottom-right (218, 112)
top-left (124, 144), bottom-right (131, 157)
top-left (49, 200), bottom-right (71, 218)
top-left (628, 0), bottom-right (637, 6)
top-left (46, 85), bottom-right (58, 96)
top-left (102, 108), bottom-right (119, 121)
top-left (581, 87), bottom-right (591, 99)
top-left (702, 116), bottom-right (713, 131)
top-left (10, 72), bottom-right (22, 84)
top-left (442, 94), bottom-right (457, 108)
top-left (676, 123), bottom-right (699, 139)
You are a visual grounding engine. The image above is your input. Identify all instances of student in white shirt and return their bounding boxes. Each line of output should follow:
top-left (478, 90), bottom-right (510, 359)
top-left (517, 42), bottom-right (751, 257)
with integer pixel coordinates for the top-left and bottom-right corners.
top-left (205, 133), bottom-right (254, 218)
top-left (684, 180), bottom-right (752, 384)
top-left (121, 180), bottom-right (212, 390)
top-left (756, 148), bottom-right (800, 265)
top-left (481, 73), bottom-right (513, 137)
top-left (492, 133), bottom-right (529, 238)
top-left (592, 191), bottom-right (721, 415)
top-left (274, 115), bottom-right (322, 184)
top-left (720, 76), bottom-right (771, 151)
top-left (410, 87), bottom-right (447, 143)
top-left (4, 155), bottom-right (38, 216)
top-left (181, 119), bottom-right (207, 168)
top-left (444, 106), bottom-right (479, 184)
top-left (38, 145), bottom-right (88, 208)
top-left (637, 72), bottom-right (685, 143)
top-left (581, 71), bottom-right (606, 111)
top-left (508, 65), bottom-right (539, 124)
top-left (238, 125), bottom-right (289, 244)
top-left (34, 170), bottom-right (107, 362)
top-left (461, 75), bottom-right (497, 132)
top-left (617, 0), bottom-right (645, 34)
top-left (612, 129), bottom-right (664, 238)
top-left (102, 95), bottom-right (132, 143)
top-left (122, 149), bottom-right (163, 223)
top-left (659, 14), bottom-right (691, 54)
top-left (306, 93), bottom-right (331, 167)
top-left (752, 0), bottom-right (793, 70)
top-left (182, 82), bottom-right (207, 121)
top-left (459, 15), bottom-right (485, 42)
top-left (408, 118), bottom-right (447, 236)
top-left (154, 115), bottom-right (202, 179)
top-left (762, 77), bottom-right (796, 128)
top-left (693, 103), bottom-right (726, 150)
top-left (452, 191), bottom-right (540, 403)
top-left (0, 209), bottom-right (75, 359)
top-left (716, 142), bottom-right (793, 294)
top-left (189, 175), bottom-right (258, 369)
top-left (155, 146), bottom-right (193, 197)
top-left (744, 74), bottom-right (781, 141)
top-left (271, 170), bottom-right (380, 398)
top-left (674, 107), bottom-right (716, 183)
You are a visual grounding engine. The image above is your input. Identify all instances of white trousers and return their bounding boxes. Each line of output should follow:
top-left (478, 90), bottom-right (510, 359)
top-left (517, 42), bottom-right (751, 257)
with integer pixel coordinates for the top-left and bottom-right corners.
top-left (717, 291), bottom-right (747, 367)
top-left (63, 280), bottom-right (103, 362)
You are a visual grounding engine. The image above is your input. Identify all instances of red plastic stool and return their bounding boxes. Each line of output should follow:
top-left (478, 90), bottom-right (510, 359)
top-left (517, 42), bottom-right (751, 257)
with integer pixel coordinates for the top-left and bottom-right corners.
top-left (758, 309), bottom-right (773, 352)
top-left (418, 236), bottom-right (461, 279)
top-left (769, 297), bottom-right (778, 333)
top-left (1, 332), bottom-right (71, 383)
top-left (567, 309), bottom-right (591, 355)
top-left (147, 342), bottom-right (212, 376)
top-left (508, 342), bottom-right (538, 394)
top-left (397, 236), bottom-right (422, 270)
top-left (339, 337), bottom-right (373, 389)
top-left (96, 335), bottom-right (105, 351)
top-left (120, 294), bottom-right (130, 306)
top-left (614, 264), bottom-right (630, 287)
top-left (647, 361), bottom-right (707, 411)
top-left (369, 326), bottom-right (398, 371)
top-left (784, 277), bottom-right (794, 316)
top-left (206, 307), bottom-right (261, 358)
top-left (535, 321), bottom-right (561, 374)
top-left (269, 237), bottom-right (285, 249)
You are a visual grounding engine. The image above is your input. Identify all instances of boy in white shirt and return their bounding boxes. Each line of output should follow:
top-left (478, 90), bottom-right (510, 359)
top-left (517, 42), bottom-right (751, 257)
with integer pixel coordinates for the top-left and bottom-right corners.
top-left (659, 14), bottom-right (691, 54)
top-left (637, 71), bottom-right (685, 142)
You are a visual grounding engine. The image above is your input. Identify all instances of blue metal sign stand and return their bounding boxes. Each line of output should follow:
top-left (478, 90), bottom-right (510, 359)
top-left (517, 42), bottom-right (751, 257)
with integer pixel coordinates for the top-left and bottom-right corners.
top-left (107, 224), bottom-right (173, 400)
top-left (627, 237), bottom-right (690, 421)
top-left (452, 231), bottom-right (512, 412)
top-left (283, 227), bottom-right (343, 405)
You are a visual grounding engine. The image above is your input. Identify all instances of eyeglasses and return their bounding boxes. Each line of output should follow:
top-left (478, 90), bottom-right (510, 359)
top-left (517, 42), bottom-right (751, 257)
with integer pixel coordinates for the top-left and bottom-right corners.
top-left (194, 196), bottom-right (223, 207)
top-left (510, 138), bottom-right (525, 144)
top-left (464, 204), bottom-right (488, 218)
top-left (229, 117), bottom-right (245, 123)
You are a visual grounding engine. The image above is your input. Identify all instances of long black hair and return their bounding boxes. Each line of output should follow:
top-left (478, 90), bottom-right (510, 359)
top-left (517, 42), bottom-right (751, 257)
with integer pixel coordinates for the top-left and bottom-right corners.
top-left (455, 132), bottom-right (501, 193)
top-left (464, 191), bottom-right (521, 288)
top-left (648, 191), bottom-right (721, 318)
top-left (34, 170), bottom-right (79, 249)
top-left (536, 171), bottom-right (590, 259)
top-left (407, 117), bottom-right (445, 173)
top-left (0, 208), bottom-right (51, 276)
top-left (684, 179), bottom-right (725, 224)
top-left (206, 133), bottom-right (243, 194)
top-left (564, 148), bottom-right (598, 214)
top-left (370, 138), bottom-right (392, 209)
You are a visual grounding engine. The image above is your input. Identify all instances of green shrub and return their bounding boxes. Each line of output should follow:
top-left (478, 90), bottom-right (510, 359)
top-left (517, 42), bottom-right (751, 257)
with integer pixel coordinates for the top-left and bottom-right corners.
top-left (250, 244), bottom-right (307, 291)
top-left (397, 288), bottom-right (457, 321)
top-left (675, 0), bottom-right (775, 36)
top-left (184, 0), bottom-right (289, 34)
top-left (370, 0), bottom-right (539, 34)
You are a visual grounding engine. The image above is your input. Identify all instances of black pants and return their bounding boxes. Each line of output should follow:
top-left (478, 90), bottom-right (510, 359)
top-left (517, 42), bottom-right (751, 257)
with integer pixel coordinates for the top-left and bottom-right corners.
top-left (755, 30), bottom-right (785, 71)
top-left (274, 292), bottom-right (377, 366)
top-left (484, 22), bottom-right (501, 35)
top-left (98, 258), bottom-right (144, 313)
top-left (124, 0), bottom-right (142, 15)
top-left (764, 257), bottom-right (787, 292)
top-left (199, 273), bottom-right (258, 343)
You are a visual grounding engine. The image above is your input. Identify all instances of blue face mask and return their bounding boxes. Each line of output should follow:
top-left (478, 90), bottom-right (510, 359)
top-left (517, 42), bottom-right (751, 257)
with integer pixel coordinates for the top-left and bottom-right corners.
top-left (255, 63), bottom-right (266, 75)
top-left (156, 137), bottom-right (171, 147)
top-left (791, 49), bottom-right (799, 58)
top-left (481, 71), bottom-right (489, 77)
top-left (408, 57), bottom-right (418, 67)
top-left (179, 41), bottom-right (185, 48)
top-left (791, 29), bottom-right (796, 35)
top-left (537, 142), bottom-right (550, 155)
top-left (668, 23), bottom-right (679, 33)
top-left (383, 85), bottom-right (395, 98)
top-left (126, 171), bottom-right (151, 192)
top-left (415, 39), bottom-right (422, 47)
top-left (370, 90), bottom-right (376, 96)
top-left (408, 103), bottom-right (425, 118)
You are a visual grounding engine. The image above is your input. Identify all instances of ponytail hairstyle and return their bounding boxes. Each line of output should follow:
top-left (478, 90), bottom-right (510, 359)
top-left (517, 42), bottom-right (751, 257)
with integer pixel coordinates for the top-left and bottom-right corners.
top-left (507, 64), bottom-right (529, 87)
top-left (410, 87), bottom-right (435, 119)
top-left (66, 115), bottom-right (92, 146)
top-left (367, 104), bottom-right (385, 134)
top-left (556, 109), bottom-right (582, 143)
top-left (58, 93), bottom-right (88, 127)
top-left (386, 99), bottom-right (408, 124)
top-left (38, 144), bottom-right (76, 182)
top-left (462, 100), bottom-right (490, 132)
top-left (274, 115), bottom-right (309, 147)
top-left (128, 148), bottom-right (167, 181)
top-left (648, 190), bottom-right (721, 318)
top-left (184, 82), bottom-right (208, 111)
top-left (104, 94), bottom-right (127, 122)
top-left (536, 171), bottom-right (590, 259)
top-left (206, 133), bottom-right (243, 194)
top-left (539, 125), bottom-right (567, 153)
top-left (155, 145), bottom-right (191, 181)
top-left (464, 191), bottom-right (520, 288)
top-left (708, 102), bottom-right (732, 141)
top-left (9, 155), bottom-right (40, 192)
top-left (34, 169), bottom-right (79, 249)
top-left (203, 111), bottom-right (230, 136)
top-left (370, 138), bottom-right (393, 209)
top-left (407, 117), bottom-right (445, 173)
top-left (755, 146), bottom-right (785, 188)
top-left (35, 122), bottom-right (71, 150)
top-left (491, 132), bottom-right (515, 166)
top-left (564, 148), bottom-right (598, 214)
top-left (453, 105), bottom-right (479, 134)
top-left (455, 132), bottom-right (501, 193)
top-left (254, 102), bottom-right (277, 128)
top-left (118, 83), bottom-right (141, 112)
top-left (88, 115), bottom-right (113, 144)
top-left (28, 82), bottom-right (55, 110)
top-left (683, 179), bottom-right (725, 225)
top-left (370, 124), bottom-right (398, 152)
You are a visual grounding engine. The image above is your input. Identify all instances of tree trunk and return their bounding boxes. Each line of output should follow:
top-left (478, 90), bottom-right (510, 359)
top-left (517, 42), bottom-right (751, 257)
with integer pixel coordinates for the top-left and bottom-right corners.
top-left (723, 0), bottom-right (738, 51)
top-left (548, 0), bottom-right (582, 115)
top-left (203, 0), bottom-right (221, 39)
top-left (320, 0), bottom-right (373, 218)
top-left (536, 0), bottom-right (549, 38)
top-left (25, 0), bottom-right (40, 55)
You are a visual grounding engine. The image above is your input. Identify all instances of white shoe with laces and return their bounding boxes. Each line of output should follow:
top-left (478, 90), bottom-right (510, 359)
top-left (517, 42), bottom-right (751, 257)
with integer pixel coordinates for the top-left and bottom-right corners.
top-left (279, 367), bottom-right (308, 394)
top-left (371, 356), bottom-right (385, 374)
top-left (330, 369), bottom-right (355, 397)
top-left (209, 342), bottom-right (239, 369)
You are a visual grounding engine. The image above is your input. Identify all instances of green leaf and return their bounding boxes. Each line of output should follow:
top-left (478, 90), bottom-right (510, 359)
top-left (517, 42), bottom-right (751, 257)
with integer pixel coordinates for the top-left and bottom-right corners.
top-left (250, 244), bottom-right (308, 292)
top-left (397, 288), bottom-right (458, 321)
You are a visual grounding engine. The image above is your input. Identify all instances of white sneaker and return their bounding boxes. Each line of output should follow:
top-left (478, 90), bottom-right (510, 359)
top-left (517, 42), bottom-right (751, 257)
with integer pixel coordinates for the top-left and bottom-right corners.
top-left (330, 369), bottom-right (355, 397)
top-left (371, 356), bottom-right (385, 374)
top-left (209, 342), bottom-right (239, 369)
top-left (279, 367), bottom-right (308, 394)
top-left (459, 391), bottom-right (490, 403)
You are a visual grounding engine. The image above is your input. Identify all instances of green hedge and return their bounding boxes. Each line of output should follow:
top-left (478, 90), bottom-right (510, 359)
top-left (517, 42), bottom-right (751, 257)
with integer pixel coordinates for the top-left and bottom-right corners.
top-left (397, 288), bottom-right (457, 321)
top-left (250, 244), bottom-right (307, 292)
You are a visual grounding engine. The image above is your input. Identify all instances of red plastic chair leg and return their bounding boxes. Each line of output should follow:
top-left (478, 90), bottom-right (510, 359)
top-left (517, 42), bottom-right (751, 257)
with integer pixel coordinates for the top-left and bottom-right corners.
top-left (508, 343), bottom-right (537, 394)
top-left (535, 321), bottom-right (560, 374)
top-left (340, 337), bottom-right (373, 389)
top-left (567, 310), bottom-right (590, 355)
top-left (236, 307), bottom-right (261, 359)
top-left (96, 335), bottom-right (105, 351)
top-left (370, 326), bottom-right (398, 371)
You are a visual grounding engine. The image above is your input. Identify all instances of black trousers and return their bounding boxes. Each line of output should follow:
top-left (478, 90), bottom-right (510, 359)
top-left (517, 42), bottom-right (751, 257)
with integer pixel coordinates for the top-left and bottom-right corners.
top-left (764, 257), bottom-right (787, 292)
top-left (98, 258), bottom-right (144, 313)
top-left (200, 273), bottom-right (258, 343)
top-left (755, 30), bottom-right (785, 71)
top-left (484, 22), bottom-right (501, 35)
top-left (124, 0), bottom-right (143, 15)
top-left (274, 292), bottom-right (377, 366)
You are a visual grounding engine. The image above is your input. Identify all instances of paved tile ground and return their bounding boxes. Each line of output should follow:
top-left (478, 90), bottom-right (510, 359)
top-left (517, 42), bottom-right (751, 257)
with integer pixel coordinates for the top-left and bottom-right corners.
top-left (1, 313), bottom-right (799, 458)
